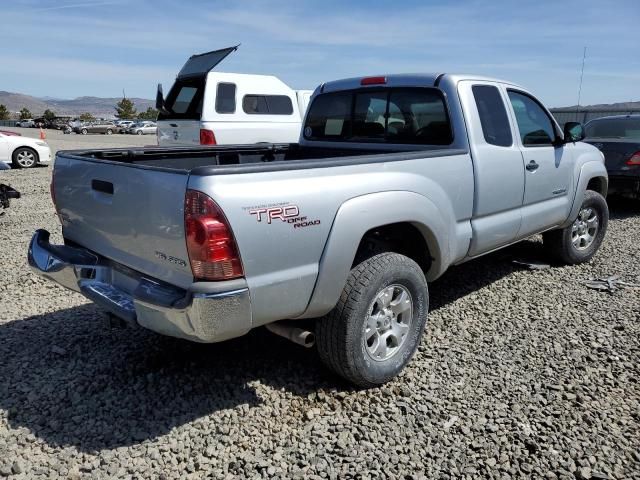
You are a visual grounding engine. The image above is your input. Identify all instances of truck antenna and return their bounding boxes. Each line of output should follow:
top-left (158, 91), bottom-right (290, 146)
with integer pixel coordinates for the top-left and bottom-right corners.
top-left (576, 46), bottom-right (587, 121)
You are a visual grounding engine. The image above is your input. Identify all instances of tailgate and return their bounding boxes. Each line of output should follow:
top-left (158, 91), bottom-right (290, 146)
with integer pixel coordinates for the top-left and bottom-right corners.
top-left (157, 120), bottom-right (201, 146)
top-left (53, 155), bottom-right (194, 289)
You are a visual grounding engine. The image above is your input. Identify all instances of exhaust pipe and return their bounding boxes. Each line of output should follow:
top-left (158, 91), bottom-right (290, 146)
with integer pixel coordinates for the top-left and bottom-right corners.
top-left (266, 322), bottom-right (315, 348)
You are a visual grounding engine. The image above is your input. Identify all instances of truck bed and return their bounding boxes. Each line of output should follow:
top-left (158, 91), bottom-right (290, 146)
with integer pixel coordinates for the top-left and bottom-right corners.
top-left (60, 143), bottom-right (463, 174)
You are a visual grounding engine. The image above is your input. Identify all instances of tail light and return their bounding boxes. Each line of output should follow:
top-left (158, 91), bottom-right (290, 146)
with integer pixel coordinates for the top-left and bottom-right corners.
top-left (184, 190), bottom-right (243, 281)
top-left (200, 128), bottom-right (216, 145)
top-left (626, 151), bottom-right (640, 166)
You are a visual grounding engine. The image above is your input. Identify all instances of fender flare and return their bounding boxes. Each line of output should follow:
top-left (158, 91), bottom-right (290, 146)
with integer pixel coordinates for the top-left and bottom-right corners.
top-left (560, 161), bottom-right (608, 228)
top-left (297, 191), bottom-right (450, 319)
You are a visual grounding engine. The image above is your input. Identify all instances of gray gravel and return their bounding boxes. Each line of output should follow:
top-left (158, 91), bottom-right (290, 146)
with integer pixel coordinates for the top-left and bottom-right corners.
top-left (1, 140), bottom-right (639, 479)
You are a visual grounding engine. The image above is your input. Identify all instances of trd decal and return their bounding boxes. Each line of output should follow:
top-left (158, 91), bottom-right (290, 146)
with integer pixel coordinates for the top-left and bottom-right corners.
top-left (246, 203), bottom-right (321, 229)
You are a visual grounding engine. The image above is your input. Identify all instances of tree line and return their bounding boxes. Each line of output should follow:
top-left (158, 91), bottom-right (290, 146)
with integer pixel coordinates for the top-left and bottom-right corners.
top-left (0, 97), bottom-right (158, 122)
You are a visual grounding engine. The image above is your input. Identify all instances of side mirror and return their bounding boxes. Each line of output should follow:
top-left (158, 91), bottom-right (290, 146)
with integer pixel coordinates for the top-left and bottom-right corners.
top-left (155, 83), bottom-right (164, 110)
top-left (563, 122), bottom-right (585, 143)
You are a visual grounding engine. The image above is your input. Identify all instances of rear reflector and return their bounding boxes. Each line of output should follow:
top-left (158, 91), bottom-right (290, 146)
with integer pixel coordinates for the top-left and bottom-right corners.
top-left (361, 76), bottom-right (387, 86)
top-left (200, 128), bottom-right (216, 145)
top-left (626, 151), bottom-right (640, 166)
top-left (184, 190), bottom-right (243, 281)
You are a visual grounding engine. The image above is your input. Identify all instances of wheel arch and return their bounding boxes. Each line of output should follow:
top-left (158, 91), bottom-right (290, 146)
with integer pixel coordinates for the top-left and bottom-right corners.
top-left (560, 161), bottom-right (609, 228)
top-left (297, 191), bottom-right (450, 319)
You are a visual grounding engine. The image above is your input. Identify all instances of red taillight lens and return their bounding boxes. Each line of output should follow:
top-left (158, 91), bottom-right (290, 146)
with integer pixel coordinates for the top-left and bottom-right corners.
top-left (199, 128), bottom-right (216, 145)
top-left (184, 190), bottom-right (243, 281)
top-left (626, 151), bottom-right (640, 166)
top-left (361, 76), bottom-right (387, 86)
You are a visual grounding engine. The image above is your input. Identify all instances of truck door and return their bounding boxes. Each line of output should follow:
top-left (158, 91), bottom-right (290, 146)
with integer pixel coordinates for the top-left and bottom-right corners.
top-left (505, 90), bottom-right (574, 238)
top-left (458, 81), bottom-right (524, 256)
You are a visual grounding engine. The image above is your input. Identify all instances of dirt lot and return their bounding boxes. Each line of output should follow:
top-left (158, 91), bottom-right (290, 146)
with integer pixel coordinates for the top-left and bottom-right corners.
top-left (0, 136), bottom-right (639, 479)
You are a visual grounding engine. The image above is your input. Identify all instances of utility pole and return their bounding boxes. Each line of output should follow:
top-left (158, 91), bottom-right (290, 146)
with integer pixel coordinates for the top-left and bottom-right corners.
top-left (576, 46), bottom-right (587, 121)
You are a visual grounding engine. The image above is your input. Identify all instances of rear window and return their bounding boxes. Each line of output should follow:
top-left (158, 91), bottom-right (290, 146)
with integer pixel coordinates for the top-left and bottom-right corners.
top-left (158, 77), bottom-right (204, 120)
top-left (585, 118), bottom-right (640, 139)
top-left (243, 95), bottom-right (294, 115)
top-left (303, 87), bottom-right (453, 145)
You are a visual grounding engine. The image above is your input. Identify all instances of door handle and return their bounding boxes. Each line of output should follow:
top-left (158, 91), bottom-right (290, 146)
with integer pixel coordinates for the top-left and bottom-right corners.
top-left (526, 160), bottom-right (539, 172)
top-left (91, 179), bottom-right (114, 195)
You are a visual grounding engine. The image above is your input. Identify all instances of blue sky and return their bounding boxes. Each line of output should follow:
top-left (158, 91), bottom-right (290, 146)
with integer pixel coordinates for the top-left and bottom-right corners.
top-left (1, 0), bottom-right (638, 107)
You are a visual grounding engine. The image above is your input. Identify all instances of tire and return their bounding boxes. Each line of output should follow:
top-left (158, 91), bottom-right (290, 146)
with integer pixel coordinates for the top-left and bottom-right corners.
top-left (12, 147), bottom-right (38, 168)
top-left (106, 129), bottom-right (113, 135)
top-left (315, 252), bottom-right (429, 387)
top-left (81, 128), bottom-right (88, 135)
top-left (136, 130), bottom-right (143, 135)
top-left (543, 190), bottom-right (608, 264)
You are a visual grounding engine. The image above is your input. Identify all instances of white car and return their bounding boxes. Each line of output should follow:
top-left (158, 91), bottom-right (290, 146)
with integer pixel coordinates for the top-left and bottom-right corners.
top-left (16, 119), bottom-right (35, 128)
top-left (132, 122), bottom-right (157, 135)
top-left (0, 132), bottom-right (52, 168)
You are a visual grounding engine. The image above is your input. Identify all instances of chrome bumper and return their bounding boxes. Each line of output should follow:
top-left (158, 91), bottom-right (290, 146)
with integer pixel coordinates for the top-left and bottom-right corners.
top-left (28, 229), bottom-right (252, 343)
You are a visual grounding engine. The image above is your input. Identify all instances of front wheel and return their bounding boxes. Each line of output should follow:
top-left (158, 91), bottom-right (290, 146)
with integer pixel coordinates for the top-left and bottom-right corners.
top-left (12, 147), bottom-right (38, 168)
top-left (136, 130), bottom-right (143, 135)
top-left (543, 190), bottom-right (608, 264)
top-left (81, 128), bottom-right (88, 135)
top-left (315, 252), bottom-right (429, 387)
top-left (106, 129), bottom-right (113, 135)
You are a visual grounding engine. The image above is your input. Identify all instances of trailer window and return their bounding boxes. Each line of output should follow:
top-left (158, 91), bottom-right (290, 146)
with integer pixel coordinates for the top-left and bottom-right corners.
top-left (243, 95), bottom-right (294, 115)
top-left (304, 87), bottom-right (453, 145)
top-left (215, 83), bottom-right (236, 114)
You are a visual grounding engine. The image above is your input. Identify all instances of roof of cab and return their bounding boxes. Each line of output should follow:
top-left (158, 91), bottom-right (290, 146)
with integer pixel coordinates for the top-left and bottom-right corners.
top-left (317, 73), bottom-right (525, 94)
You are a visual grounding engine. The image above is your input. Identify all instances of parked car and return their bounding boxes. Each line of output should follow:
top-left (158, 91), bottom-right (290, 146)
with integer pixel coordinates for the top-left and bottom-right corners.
top-left (584, 115), bottom-right (640, 198)
top-left (131, 122), bottom-right (157, 135)
top-left (0, 131), bottom-right (51, 168)
top-left (15, 119), bottom-right (35, 128)
top-left (73, 121), bottom-right (118, 135)
top-left (30, 73), bottom-right (607, 387)
top-left (115, 120), bottom-right (135, 133)
top-left (156, 45), bottom-right (312, 146)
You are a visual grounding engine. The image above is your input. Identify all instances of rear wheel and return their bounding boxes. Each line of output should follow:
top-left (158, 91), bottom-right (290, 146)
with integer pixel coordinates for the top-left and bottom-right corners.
top-left (106, 129), bottom-right (113, 135)
top-left (543, 190), bottom-right (608, 264)
top-left (81, 128), bottom-right (88, 135)
top-left (12, 147), bottom-right (38, 168)
top-left (136, 130), bottom-right (143, 135)
top-left (315, 253), bottom-right (428, 387)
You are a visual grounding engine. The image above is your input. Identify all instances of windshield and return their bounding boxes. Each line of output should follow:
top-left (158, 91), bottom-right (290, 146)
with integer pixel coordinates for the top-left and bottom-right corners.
top-left (585, 117), bottom-right (640, 139)
top-left (304, 87), bottom-right (453, 145)
top-left (157, 77), bottom-right (205, 121)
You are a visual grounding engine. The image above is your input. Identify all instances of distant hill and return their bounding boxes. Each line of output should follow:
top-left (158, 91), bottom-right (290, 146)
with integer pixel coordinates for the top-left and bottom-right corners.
top-left (552, 101), bottom-right (640, 111)
top-left (0, 91), bottom-right (154, 118)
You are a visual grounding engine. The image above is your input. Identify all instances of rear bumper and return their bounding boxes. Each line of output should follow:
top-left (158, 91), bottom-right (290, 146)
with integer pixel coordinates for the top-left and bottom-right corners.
top-left (27, 229), bottom-right (252, 343)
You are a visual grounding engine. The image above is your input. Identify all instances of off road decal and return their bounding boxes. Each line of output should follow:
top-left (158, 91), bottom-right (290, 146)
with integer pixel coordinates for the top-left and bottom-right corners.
top-left (244, 203), bottom-right (321, 229)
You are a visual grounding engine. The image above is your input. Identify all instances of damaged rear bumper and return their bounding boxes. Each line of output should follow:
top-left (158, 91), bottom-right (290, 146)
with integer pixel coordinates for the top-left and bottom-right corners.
top-left (27, 229), bottom-right (252, 343)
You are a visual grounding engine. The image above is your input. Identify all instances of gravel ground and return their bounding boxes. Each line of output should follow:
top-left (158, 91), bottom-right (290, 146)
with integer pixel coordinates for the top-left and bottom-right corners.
top-left (0, 141), bottom-right (639, 479)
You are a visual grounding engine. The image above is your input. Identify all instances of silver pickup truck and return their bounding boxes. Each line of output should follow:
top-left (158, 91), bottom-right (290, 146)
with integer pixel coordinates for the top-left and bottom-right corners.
top-left (29, 73), bottom-right (608, 387)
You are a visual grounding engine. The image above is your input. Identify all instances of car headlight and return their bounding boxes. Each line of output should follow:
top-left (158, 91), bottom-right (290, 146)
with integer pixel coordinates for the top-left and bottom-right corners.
top-left (36, 141), bottom-right (48, 147)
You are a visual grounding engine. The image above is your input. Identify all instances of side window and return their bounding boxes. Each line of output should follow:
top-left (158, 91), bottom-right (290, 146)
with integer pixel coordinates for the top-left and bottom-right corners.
top-left (215, 83), bottom-right (236, 114)
top-left (243, 95), bottom-right (294, 115)
top-left (507, 91), bottom-right (556, 146)
top-left (243, 95), bottom-right (269, 114)
top-left (266, 95), bottom-right (294, 115)
top-left (172, 86), bottom-right (198, 114)
top-left (472, 85), bottom-right (512, 147)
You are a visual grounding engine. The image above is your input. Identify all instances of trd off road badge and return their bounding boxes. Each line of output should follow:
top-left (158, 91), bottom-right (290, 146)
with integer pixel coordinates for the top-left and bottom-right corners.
top-left (245, 203), bottom-right (321, 229)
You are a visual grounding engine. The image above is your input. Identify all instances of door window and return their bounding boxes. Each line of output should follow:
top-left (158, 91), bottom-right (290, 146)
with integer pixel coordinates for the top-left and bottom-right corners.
top-left (472, 85), bottom-right (512, 147)
top-left (507, 91), bottom-right (556, 146)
